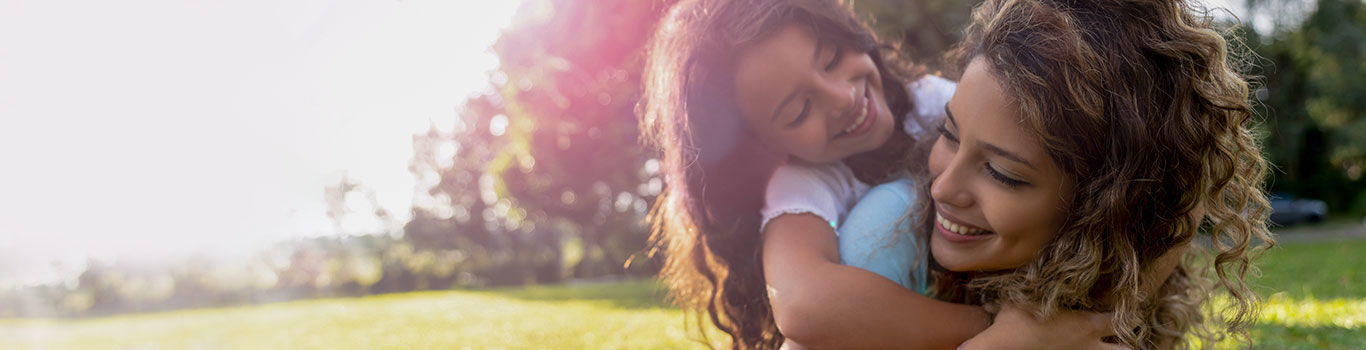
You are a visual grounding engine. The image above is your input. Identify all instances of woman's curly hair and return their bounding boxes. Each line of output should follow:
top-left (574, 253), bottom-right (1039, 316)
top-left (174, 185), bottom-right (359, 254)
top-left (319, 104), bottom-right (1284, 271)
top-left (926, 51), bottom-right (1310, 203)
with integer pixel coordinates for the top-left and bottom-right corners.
top-left (922, 0), bottom-right (1275, 348)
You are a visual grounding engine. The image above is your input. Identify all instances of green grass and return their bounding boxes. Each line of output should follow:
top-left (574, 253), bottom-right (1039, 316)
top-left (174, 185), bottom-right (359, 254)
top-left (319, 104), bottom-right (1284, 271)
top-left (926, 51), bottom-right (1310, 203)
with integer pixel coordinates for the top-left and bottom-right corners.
top-left (0, 281), bottom-right (720, 350)
top-left (1254, 237), bottom-right (1366, 301)
top-left (1233, 238), bottom-right (1366, 349)
top-left (1, 239), bottom-right (1361, 349)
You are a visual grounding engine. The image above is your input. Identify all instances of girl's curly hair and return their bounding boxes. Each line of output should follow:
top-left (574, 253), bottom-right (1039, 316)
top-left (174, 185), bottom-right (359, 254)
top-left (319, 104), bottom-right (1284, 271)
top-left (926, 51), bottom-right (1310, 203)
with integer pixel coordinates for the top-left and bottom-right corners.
top-left (921, 0), bottom-right (1274, 348)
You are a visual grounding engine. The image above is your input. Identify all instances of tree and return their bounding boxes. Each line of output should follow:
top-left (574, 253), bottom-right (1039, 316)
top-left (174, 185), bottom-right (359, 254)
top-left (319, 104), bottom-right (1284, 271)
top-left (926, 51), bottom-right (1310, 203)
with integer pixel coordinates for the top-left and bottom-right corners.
top-left (405, 0), bottom-right (675, 286)
top-left (1252, 0), bottom-right (1366, 214)
top-left (852, 0), bottom-right (977, 71)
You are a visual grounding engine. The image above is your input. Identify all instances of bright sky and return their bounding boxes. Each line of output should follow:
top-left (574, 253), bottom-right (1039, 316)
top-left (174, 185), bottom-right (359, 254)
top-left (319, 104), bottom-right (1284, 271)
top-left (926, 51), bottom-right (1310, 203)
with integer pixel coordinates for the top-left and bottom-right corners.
top-left (0, 0), bottom-right (521, 286)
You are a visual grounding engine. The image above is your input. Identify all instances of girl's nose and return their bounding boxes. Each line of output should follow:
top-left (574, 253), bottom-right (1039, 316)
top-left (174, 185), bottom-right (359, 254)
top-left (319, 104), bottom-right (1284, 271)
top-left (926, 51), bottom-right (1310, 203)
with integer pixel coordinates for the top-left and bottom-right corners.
top-left (817, 77), bottom-right (860, 120)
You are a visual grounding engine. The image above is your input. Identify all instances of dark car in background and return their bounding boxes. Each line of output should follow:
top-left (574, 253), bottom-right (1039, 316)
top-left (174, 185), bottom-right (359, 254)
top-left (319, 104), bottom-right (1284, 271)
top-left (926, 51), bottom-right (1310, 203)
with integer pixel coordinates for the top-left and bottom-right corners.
top-left (1269, 193), bottom-right (1328, 226)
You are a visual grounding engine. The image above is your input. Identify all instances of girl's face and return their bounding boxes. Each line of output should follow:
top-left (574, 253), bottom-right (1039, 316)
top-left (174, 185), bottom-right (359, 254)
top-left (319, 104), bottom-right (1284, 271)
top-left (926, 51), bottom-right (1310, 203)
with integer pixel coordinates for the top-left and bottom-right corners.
top-left (733, 24), bottom-right (895, 164)
top-left (928, 57), bottom-right (1073, 272)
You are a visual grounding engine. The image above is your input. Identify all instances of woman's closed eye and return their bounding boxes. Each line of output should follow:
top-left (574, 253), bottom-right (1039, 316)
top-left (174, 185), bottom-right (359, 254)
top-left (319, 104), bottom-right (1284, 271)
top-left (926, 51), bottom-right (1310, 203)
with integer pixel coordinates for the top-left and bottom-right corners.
top-left (939, 121), bottom-right (1030, 188)
top-left (937, 123), bottom-right (959, 144)
top-left (985, 163), bottom-right (1030, 188)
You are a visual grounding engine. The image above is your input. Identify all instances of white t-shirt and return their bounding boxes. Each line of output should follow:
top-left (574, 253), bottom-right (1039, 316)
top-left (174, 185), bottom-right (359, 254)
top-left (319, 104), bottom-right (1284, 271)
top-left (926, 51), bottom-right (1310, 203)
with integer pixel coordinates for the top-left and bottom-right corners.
top-left (759, 75), bottom-right (956, 233)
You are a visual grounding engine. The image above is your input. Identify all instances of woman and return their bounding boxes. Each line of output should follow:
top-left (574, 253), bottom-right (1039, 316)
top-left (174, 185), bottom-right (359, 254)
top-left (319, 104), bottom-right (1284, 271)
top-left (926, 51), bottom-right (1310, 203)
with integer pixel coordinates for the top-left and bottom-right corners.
top-left (835, 0), bottom-right (1273, 348)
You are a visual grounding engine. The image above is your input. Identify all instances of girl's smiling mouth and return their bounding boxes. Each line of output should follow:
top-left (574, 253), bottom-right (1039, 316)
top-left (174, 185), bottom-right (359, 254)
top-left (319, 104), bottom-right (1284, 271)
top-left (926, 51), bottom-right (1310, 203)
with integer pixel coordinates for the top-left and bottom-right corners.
top-left (833, 82), bottom-right (875, 139)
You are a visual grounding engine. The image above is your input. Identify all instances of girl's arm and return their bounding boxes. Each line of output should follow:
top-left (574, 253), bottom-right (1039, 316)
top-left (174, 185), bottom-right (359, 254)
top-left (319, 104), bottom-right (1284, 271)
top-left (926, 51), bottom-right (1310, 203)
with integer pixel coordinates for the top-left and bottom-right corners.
top-left (763, 212), bottom-right (990, 349)
top-left (766, 180), bottom-right (1120, 349)
top-left (960, 305), bottom-right (1127, 350)
top-left (963, 234), bottom-right (1191, 349)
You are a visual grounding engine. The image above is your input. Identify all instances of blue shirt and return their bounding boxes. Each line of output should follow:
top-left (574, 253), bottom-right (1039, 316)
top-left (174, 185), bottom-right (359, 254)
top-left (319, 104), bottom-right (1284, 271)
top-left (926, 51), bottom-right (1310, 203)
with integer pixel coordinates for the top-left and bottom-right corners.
top-left (837, 178), bottom-right (930, 295)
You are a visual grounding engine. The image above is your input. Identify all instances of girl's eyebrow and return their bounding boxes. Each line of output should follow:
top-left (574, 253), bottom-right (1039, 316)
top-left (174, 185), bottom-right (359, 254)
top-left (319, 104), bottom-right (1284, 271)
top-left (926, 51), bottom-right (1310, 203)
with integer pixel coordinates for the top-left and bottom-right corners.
top-left (769, 38), bottom-right (831, 123)
top-left (946, 103), bottom-right (1036, 170)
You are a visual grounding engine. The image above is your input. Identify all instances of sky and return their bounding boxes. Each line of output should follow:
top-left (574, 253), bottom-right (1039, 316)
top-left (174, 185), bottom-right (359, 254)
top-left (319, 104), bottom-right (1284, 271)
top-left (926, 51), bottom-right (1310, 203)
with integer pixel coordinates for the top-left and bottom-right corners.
top-left (0, 0), bottom-right (521, 286)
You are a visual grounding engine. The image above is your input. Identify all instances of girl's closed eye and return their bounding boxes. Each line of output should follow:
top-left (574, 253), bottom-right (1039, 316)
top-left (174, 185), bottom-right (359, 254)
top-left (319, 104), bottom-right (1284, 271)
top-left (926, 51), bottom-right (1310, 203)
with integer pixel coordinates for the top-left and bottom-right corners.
top-left (788, 100), bottom-right (812, 127)
top-left (824, 50), bottom-right (843, 71)
top-left (787, 45), bottom-right (847, 128)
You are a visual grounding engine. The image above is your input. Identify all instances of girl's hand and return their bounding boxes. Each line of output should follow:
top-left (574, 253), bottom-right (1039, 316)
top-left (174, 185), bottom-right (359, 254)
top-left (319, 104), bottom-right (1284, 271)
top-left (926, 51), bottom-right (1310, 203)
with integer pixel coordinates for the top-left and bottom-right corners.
top-left (960, 304), bottom-right (1126, 350)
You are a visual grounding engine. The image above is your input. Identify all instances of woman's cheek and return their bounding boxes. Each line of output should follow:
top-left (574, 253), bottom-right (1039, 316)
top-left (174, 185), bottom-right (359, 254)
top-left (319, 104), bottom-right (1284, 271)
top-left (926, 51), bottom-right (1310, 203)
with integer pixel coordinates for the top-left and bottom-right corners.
top-left (995, 200), bottom-right (1060, 249)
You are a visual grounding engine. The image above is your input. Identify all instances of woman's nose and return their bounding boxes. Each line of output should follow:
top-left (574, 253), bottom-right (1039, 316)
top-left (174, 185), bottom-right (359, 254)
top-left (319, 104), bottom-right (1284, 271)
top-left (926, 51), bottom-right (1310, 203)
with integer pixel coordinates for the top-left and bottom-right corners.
top-left (930, 162), bottom-right (975, 209)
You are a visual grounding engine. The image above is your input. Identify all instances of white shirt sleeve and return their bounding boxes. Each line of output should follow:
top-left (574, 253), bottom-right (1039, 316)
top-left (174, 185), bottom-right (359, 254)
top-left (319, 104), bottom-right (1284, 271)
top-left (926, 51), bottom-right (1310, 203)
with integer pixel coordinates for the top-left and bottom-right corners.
top-left (904, 75), bottom-right (958, 138)
top-left (760, 162), bottom-right (869, 234)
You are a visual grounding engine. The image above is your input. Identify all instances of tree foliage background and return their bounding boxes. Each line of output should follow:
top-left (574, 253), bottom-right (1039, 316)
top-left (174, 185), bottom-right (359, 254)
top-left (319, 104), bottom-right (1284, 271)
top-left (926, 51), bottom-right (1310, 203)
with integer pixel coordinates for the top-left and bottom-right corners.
top-left (4, 0), bottom-right (1363, 318)
top-left (1248, 0), bottom-right (1366, 211)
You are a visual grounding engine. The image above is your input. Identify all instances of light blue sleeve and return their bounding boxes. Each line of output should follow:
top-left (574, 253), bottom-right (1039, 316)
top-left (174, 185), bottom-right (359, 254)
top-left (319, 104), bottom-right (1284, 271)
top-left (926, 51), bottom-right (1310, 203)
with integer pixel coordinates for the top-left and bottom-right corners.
top-left (837, 179), bottom-right (929, 295)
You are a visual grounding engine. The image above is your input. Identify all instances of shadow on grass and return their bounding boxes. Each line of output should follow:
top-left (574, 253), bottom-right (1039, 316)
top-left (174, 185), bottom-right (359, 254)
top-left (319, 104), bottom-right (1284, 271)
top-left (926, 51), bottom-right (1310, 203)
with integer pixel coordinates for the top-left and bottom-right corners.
top-left (474, 279), bottom-right (676, 310)
top-left (1250, 323), bottom-right (1366, 349)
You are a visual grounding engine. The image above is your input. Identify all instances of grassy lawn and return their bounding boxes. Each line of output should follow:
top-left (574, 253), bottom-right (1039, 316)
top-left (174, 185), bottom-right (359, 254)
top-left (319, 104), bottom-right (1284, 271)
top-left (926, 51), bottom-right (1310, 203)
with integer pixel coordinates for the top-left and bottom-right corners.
top-left (0, 280), bottom-right (720, 350)
top-left (1, 238), bottom-right (1361, 349)
top-left (1233, 237), bottom-right (1366, 349)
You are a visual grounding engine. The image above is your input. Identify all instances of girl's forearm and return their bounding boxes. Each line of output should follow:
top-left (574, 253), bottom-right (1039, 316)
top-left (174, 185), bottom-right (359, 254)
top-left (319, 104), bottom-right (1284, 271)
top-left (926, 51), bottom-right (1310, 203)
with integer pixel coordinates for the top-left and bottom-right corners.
top-left (776, 263), bottom-right (989, 349)
top-left (763, 214), bottom-right (989, 349)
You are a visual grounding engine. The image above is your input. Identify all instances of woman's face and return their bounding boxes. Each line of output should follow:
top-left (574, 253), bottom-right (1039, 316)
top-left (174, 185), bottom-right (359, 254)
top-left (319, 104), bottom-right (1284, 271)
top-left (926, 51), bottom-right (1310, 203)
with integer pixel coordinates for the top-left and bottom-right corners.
top-left (733, 24), bottom-right (895, 164)
top-left (928, 57), bottom-right (1073, 272)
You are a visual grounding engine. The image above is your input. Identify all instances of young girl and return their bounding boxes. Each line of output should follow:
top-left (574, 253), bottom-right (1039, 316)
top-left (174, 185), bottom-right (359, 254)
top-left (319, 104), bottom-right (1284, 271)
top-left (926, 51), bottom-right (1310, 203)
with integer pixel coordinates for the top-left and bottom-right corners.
top-left (638, 0), bottom-right (1117, 348)
top-left (637, 0), bottom-right (982, 348)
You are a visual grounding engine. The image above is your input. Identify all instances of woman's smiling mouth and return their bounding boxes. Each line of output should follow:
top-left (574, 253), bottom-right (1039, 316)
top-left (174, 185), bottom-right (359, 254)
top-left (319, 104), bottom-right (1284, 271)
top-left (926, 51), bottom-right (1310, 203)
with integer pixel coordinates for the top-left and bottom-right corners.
top-left (935, 212), bottom-right (995, 243)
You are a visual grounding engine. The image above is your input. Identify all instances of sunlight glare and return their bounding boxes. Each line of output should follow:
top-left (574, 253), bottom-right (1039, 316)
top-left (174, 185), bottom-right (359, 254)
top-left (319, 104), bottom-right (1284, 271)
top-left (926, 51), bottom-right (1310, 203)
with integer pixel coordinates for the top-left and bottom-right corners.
top-left (0, 0), bottom-right (523, 287)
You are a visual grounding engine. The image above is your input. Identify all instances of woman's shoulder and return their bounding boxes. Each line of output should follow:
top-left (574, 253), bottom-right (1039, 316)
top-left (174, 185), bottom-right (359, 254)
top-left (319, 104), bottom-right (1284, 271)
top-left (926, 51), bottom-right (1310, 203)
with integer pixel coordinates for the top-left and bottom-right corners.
top-left (862, 178), bottom-right (917, 205)
top-left (838, 178), bottom-right (928, 293)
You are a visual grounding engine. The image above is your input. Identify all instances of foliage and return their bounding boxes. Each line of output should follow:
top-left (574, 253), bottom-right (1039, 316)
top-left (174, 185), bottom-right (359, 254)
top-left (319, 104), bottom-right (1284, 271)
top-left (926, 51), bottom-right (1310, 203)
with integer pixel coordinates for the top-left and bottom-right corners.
top-left (397, 0), bottom-right (982, 295)
top-left (403, 0), bottom-right (676, 288)
top-left (1250, 0), bottom-right (1366, 216)
top-left (851, 0), bottom-right (976, 71)
top-left (0, 235), bottom-right (471, 318)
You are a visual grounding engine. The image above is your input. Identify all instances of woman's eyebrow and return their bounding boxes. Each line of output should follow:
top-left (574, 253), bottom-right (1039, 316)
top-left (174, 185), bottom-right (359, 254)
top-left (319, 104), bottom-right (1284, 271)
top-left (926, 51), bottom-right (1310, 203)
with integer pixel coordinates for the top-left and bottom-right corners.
top-left (948, 103), bottom-right (1036, 169)
top-left (979, 142), bottom-right (1037, 170)
top-left (944, 103), bottom-right (958, 128)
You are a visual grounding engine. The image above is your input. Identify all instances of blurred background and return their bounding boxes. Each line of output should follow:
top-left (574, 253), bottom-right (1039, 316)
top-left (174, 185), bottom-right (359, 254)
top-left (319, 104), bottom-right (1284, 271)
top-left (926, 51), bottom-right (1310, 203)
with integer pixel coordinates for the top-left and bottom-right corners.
top-left (0, 0), bottom-right (1361, 348)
